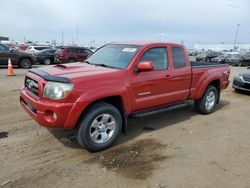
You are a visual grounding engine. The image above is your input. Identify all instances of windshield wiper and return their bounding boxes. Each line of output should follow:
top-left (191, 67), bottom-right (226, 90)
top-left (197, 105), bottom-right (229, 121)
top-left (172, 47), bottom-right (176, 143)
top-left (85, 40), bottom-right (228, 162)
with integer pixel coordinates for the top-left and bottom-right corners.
top-left (83, 61), bottom-right (116, 69)
top-left (94, 64), bottom-right (116, 69)
top-left (83, 60), bottom-right (94, 65)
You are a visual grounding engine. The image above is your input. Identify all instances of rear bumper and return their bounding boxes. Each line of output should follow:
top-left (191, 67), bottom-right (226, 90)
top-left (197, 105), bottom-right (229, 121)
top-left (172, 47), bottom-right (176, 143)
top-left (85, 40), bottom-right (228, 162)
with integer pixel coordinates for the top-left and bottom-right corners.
top-left (20, 88), bottom-right (75, 129)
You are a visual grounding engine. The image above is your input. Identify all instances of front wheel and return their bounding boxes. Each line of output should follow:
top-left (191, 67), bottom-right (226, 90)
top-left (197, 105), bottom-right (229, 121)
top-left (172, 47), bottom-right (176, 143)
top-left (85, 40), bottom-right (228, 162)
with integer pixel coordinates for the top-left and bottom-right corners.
top-left (19, 58), bottom-right (32, 69)
top-left (195, 85), bottom-right (218, 115)
top-left (76, 102), bottom-right (122, 152)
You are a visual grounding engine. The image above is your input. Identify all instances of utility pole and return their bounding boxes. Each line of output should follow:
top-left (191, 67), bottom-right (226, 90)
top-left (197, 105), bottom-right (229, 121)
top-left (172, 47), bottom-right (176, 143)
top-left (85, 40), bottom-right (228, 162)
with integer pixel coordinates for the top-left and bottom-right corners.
top-left (233, 24), bottom-right (240, 49)
top-left (62, 32), bottom-right (64, 45)
top-left (76, 24), bottom-right (78, 46)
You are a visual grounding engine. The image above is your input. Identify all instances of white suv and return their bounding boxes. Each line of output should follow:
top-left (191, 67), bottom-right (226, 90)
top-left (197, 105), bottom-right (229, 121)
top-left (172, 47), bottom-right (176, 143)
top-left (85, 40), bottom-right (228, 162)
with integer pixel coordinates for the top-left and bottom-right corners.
top-left (26, 46), bottom-right (50, 54)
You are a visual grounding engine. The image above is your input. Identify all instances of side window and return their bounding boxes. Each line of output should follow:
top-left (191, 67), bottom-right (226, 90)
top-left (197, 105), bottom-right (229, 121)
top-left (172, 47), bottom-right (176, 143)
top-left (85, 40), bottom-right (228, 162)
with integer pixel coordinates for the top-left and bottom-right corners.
top-left (84, 49), bottom-right (92, 55)
top-left (172, 47), bottom-right (186, 69)
top-left (139, 47), bottom-right (168, 70)
top-left (68, 48), bottom-right (75, 53)
top-left (76, 48), bottom-right (82, 53)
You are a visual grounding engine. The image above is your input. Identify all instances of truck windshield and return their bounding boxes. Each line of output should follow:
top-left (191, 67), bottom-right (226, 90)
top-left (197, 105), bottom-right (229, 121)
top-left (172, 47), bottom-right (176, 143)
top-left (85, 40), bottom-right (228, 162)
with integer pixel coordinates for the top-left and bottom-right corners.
top-left (85, 44), bottom-right (141, 69)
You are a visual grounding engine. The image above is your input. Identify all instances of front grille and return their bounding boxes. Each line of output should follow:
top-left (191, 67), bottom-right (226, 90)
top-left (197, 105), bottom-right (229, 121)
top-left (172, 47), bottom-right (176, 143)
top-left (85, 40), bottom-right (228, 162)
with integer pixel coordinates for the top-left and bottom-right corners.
top-left (20, 98), bottom-right (37, 114)
top-left (25, 76), bottom-right (39, 96)
top-left (243, 76), bottom-right (250, 83)
top-left (233, 79), bottom-right (250, 90)
top-left (244, 83), bottom-right (250, 89)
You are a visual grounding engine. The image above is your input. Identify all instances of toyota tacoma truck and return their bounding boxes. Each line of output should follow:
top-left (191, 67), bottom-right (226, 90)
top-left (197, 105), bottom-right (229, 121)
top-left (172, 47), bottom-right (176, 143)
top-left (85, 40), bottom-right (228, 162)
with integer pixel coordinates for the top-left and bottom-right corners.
top-left (20, 42), bottom-right (230, 151)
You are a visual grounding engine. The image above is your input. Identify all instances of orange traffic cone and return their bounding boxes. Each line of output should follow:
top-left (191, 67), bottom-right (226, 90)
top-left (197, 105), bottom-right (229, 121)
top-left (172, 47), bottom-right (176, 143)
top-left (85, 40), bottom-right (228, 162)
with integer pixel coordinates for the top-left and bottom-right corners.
top-left (6, 58), bottom-right (15, 76)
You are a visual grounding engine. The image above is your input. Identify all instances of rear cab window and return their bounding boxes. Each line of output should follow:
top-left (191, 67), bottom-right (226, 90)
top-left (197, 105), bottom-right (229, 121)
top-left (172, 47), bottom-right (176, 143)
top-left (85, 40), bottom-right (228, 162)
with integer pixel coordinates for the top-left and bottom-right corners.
top-left (172, 47), bottom-right (186, 69)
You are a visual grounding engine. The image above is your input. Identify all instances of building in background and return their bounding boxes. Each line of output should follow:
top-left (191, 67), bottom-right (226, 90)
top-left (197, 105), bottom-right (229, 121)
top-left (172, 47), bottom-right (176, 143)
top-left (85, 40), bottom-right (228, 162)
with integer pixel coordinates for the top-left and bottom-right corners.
top-left (194, 43), bottom-right (250, 51)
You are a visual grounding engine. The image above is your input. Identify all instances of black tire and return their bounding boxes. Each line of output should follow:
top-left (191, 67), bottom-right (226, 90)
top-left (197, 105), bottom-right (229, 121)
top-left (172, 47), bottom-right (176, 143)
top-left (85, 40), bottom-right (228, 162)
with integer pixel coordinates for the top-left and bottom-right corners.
top-left (67, 58), bottom-right (75, 63)
top-left (19, 58), bottom-right (32, 69)
top-left (195, 85), bottom-right (218, 115)
top-left (43, 58), bottom-right (51, 65)
top-left (76, 102), bottom-right (122, 152)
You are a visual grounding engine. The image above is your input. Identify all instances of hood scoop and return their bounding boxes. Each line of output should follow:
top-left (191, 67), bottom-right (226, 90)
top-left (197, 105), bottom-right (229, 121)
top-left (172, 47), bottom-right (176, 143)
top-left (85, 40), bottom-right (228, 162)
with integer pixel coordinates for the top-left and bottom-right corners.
top-left (54, 64), bottom-right (68, 69)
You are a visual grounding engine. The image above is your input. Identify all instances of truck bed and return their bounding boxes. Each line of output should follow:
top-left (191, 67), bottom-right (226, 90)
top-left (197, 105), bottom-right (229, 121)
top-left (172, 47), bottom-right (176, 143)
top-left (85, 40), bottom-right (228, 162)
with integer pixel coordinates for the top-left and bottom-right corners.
top-left (191, 61), bottom-right (228, 68)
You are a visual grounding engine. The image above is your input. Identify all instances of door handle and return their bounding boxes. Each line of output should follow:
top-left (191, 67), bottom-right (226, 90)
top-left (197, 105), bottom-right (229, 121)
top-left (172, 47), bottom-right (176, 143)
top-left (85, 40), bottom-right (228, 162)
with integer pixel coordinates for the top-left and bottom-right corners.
top-left (170, 76), bottom-right (182, 81)
top-left (165, 74), bottom-right (171, 78)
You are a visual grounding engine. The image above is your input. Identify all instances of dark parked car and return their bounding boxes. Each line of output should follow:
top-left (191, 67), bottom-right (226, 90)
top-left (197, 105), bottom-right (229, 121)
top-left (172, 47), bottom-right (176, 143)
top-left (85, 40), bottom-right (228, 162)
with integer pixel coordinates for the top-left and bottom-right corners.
top-left (54, 47), bottom-right (93, 63)
top-left (196, 51), bottom-right (223, 62)
top-left (241, 52), bottom-right (250, 66)
top-left (232, 67), bottom-right (250, 92)
top-left (196, 52), bottom-right (208, 61)
top-left (225, 52), bottom-right (250, 66)
top-left (35, 49), bottom-right (56, 65)
top-left (0, 43), bottom-right (35, 68)
top-left (206, 51), bottom-right (223, 62)
top-left (211, 54), bottom-right (232, 64)
top-left (225, 53), bottom-right (242, 66)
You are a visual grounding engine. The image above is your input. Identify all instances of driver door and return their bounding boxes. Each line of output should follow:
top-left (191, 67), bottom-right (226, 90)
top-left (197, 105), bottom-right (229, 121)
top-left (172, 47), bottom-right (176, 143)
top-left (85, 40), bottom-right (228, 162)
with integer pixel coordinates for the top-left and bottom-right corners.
top-left (130, 46), bottom-right (172, 111)
top-left (0, 45), bottom-right (18, 65)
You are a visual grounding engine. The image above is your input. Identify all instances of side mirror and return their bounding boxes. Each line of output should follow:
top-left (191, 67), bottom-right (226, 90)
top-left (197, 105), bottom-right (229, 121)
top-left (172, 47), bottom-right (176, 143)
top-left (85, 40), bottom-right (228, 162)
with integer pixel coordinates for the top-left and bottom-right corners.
top-left (137, 61), bottom-right (154, 72)
top-left (247, 67), bottom-right (250, 70)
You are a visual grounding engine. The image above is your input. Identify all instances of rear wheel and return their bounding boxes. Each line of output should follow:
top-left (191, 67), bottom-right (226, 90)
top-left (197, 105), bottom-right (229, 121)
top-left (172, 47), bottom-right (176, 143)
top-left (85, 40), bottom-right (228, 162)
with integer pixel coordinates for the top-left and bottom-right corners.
top-left (19, 58), bottom-right (32, 69)
top-left (43, 58), bottom-right (51, 65)
top-left (195, 85), bottom-right (218, 114)
top-left (77, 102), bottom-right (122, 152)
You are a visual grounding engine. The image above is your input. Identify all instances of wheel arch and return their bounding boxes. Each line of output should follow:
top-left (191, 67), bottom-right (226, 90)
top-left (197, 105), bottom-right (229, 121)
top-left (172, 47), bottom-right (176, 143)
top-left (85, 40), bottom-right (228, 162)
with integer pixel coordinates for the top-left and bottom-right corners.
top-left (196, 79), bottom-right (221, 103)
top-left (18, 57), bottom-right (33, 66)
top-left (75, 95), bottom-right (128, 134)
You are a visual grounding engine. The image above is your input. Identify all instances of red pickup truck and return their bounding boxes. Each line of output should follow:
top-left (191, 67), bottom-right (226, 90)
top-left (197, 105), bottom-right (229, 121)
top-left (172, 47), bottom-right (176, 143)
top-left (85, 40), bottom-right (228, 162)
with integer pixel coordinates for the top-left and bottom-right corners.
top-left (20, 42), bottom-right (230, 151)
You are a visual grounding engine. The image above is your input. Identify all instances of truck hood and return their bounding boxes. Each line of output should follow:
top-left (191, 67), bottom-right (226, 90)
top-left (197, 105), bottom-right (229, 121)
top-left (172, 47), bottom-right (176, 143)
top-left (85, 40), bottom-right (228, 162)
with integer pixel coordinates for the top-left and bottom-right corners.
top-left (36, 62), bottom-right (119, 80)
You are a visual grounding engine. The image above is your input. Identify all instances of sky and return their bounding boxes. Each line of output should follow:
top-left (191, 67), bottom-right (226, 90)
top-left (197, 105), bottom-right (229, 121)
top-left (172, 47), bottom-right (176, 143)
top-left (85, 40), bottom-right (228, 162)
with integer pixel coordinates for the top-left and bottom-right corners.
top-left (0, 0), bottom-right (249, 47)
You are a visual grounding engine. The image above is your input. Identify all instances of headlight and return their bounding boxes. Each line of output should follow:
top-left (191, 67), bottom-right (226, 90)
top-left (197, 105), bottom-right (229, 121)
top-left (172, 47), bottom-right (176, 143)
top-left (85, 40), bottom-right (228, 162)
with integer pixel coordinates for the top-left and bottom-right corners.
top-left (235, 74), bottom-right (243, 81)
top-left (43, 81), bottom-right (74, 99)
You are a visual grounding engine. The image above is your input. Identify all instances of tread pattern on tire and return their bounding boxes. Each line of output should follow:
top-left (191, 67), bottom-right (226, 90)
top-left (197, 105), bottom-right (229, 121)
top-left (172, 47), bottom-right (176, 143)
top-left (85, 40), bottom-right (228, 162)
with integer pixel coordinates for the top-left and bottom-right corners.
top-left (195, 85), bottom-right (218, 115)
top-left (76, 102), bottom-right (122, 152)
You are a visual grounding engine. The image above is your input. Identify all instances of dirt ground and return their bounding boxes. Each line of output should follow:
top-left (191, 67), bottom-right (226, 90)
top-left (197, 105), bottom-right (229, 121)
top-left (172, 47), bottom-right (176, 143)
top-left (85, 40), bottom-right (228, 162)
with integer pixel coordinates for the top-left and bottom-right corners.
top-left (0, 65), bottom-right (250, 188)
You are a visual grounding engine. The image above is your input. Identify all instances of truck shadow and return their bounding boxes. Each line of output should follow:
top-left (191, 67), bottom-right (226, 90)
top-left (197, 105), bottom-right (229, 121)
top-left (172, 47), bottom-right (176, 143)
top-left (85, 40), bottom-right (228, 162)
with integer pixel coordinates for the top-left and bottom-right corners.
top-left (47, 100), bottom-right (230, 150)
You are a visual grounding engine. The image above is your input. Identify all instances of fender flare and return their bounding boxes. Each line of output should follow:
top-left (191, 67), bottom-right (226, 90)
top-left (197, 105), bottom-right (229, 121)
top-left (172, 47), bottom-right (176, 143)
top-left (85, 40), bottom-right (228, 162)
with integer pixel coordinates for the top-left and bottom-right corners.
top-left (64, 86), bottom-right (131, 129)
top-left (194, 72), bottom-right (222, 100)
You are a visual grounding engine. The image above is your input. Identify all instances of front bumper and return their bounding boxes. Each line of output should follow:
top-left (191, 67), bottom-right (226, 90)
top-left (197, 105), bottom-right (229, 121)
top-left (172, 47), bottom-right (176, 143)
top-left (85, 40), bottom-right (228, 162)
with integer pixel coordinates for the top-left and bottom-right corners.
top-left (20, 88), bottom-right (75, 129)
top-left (232, 78), bottom-right (250, 91)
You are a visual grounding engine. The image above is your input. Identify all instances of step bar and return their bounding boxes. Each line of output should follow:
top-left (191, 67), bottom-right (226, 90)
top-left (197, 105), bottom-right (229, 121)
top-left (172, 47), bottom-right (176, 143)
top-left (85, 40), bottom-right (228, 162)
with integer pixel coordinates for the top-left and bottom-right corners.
top-left (130, 102), bottom-right (187, 118)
